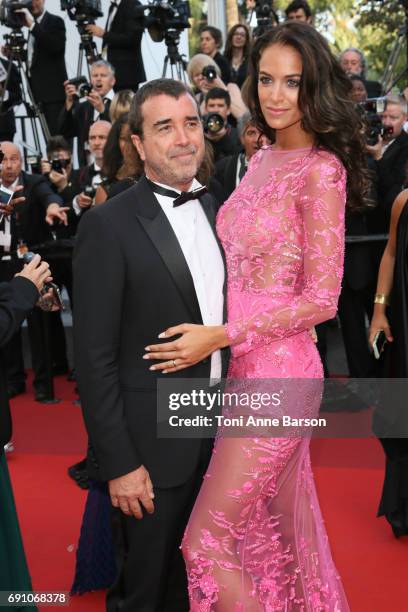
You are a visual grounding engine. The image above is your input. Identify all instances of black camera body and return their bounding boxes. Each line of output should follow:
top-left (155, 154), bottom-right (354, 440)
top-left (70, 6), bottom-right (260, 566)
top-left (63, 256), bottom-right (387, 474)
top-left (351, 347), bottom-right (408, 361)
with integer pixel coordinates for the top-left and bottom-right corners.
top-left (50, 158), bottom-right (71, 173)
top-left (84, 185), bottom-right (96, 199)
top-left (359, 98), bottom-right (393, 146)
top-left (202, 65), bottom-right (217, 82)
top-left (202, 112), bottom-right (225, 135)
top-left (0, 0), bottom-right (33, 29)
top-left (145, 0), bottom-right (190, 43)
top-left (67, 76), bottom-right (92, 99)
top-left (60, 0), bottom-right (102, 21)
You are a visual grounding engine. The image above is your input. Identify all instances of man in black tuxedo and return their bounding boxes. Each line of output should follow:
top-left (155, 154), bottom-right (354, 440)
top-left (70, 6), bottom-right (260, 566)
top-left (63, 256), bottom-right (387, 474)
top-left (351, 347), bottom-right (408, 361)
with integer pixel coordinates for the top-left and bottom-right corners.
top-left (58, 60), bottom-right (115, 166)
top-left (0, 57), bottom-right (22, 142)
top-left (215, 111), bottom-right (270, 201)
top-left (74, 78), bottom-right (226, 611)
top-left (85, 0), bottom-right (146, 91)
top-left (367, 95), bottom-right (408, 229)
top-left (17, 0), bottom-right (67, 135)
top-left (0, 142), bottom-right (65, 400)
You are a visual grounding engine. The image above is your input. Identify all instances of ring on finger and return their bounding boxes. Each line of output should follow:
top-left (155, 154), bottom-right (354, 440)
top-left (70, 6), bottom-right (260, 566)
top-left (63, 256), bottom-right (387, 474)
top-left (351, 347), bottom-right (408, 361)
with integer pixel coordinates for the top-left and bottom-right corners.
top-left (172, 359), bottom-right (177, 368)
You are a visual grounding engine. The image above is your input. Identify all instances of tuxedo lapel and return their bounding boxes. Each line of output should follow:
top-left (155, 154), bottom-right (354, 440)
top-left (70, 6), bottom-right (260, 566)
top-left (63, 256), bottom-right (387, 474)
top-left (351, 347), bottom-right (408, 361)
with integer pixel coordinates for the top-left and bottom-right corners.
top-left (133, 177), bottom-right (203, 324)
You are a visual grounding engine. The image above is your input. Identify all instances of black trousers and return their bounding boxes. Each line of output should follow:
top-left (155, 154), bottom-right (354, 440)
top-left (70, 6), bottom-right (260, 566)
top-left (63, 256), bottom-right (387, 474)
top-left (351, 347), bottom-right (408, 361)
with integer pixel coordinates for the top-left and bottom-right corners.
top-left (338, 280), bottom-right (376, 377)
top-left (41, 101), bottom-right (65, 136)
top-left (107, 439), bottom-right (213, 612)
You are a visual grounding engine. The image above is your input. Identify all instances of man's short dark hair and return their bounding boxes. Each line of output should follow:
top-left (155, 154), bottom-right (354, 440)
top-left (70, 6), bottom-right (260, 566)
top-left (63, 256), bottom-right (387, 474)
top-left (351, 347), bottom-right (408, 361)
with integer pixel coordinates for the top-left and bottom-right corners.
top-left (285, 0), bottom-right (312, 18)
top-left (205, 88), bottom-right (231, 107)
top-left (200, 26), bottom-right (223, 49)
top-left (128, 78), bottom-right (197, 138)
top-left (46, 135), bottom-right (71, 158)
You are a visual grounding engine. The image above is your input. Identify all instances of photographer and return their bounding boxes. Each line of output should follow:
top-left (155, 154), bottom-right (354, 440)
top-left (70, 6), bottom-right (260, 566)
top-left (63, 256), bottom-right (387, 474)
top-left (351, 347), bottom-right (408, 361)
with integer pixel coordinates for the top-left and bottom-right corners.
top-left (17, 0), bottom-right (67, 135)
top-left (199, 26), bottom-right (231, 85)
top-left (367, 95), bottom-right (408, 227)
top-left (214, 111), bottom-right (270, 200)
top-left (285, 0), bottom-right (313, 23)
top-left (0, 54), bottom-right (22, 143)
top-left (187, 54), bottom-right (247, 121)
top-left (0, 142), bottom-right (68, 400)
top-left (71, 120), bottom-right (111, 216)
top-left (58, 60), bottom-right (115, 166)
top-left (203, 88), bottom-right (242, 163)
top-left (85, 0), bottom-right (146, 92)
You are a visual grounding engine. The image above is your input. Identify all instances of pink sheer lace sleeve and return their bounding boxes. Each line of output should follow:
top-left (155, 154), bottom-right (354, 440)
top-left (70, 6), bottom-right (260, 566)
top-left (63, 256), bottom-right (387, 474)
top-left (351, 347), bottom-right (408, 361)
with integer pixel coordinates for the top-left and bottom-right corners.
top-left (222, 151), bottom-right (346, 357)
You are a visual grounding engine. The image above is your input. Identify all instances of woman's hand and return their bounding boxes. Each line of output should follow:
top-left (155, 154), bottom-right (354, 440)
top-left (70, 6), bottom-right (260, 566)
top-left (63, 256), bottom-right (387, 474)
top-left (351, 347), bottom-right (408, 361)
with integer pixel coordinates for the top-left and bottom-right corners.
top-left (143, 324), bottom-right (229, 373)
top-left (369, 312), bottom-right (393, 347)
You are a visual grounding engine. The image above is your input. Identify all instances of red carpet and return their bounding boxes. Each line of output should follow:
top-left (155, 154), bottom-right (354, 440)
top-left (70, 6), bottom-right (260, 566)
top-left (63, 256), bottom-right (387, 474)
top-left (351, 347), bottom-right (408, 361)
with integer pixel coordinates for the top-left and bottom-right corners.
top-left (6, 375), bottom-right (408, 611)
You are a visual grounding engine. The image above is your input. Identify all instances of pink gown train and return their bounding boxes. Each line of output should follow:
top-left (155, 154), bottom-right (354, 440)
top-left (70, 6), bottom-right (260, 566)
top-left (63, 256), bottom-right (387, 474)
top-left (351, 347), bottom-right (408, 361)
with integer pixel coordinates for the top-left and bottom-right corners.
top-left (182, 146), bottom-right (350, 611)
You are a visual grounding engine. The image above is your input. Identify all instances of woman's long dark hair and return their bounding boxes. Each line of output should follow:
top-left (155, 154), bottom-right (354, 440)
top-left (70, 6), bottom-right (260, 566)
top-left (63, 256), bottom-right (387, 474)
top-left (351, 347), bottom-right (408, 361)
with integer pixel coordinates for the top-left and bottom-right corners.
top-left (224, 23), bottom-right (252, 63)
top-left (248, 22), bottom-right (369, 211)
top-left (102, 113), bottom-right (128, 183)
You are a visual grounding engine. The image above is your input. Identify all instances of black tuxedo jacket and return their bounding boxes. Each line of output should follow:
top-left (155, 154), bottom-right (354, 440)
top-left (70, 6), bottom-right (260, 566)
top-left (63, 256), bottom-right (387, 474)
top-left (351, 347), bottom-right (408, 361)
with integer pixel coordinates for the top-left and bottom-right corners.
top-left (103, 0), bottom-right (146, 90)
top-left (0, 58), bottom-right (22, 138)
top-left (58, 101), bottom-right (111, 167)
top-left (7, 172), bottom-right (63, 252)
top-left (214, 152), bottom-right (240, 202)
top-left (375, 131), bottom-right (408, 226)
top-left (73, 176), bottom-right (228, 487)
top-left (0, 277), bottom-right (38, 448)
top-left (29, 11), bottom-right (67, 104)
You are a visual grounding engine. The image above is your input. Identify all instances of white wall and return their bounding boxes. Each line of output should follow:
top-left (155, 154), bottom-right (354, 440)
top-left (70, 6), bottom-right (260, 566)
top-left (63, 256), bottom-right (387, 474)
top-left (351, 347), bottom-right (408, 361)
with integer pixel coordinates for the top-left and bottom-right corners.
top-left (0, 0), bottom-right (190, 155)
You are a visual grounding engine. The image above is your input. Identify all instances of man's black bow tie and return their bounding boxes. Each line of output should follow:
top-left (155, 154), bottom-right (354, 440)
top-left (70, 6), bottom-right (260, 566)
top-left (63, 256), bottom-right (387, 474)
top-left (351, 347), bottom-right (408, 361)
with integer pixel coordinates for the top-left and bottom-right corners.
top-left (146, 178), bottom-right (208, 207)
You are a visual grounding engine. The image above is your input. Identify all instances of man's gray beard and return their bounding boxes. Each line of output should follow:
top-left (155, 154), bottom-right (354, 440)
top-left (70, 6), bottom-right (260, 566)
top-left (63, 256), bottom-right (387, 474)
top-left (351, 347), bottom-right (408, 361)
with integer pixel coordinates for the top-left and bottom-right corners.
top-left (148, 154), bottom-right (204, 188)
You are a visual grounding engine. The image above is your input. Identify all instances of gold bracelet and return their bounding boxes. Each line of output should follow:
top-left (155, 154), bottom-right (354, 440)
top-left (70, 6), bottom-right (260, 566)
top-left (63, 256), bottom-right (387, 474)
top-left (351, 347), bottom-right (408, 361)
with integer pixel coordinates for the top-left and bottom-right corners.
top-left (374, 293), bottom-right (389, 305)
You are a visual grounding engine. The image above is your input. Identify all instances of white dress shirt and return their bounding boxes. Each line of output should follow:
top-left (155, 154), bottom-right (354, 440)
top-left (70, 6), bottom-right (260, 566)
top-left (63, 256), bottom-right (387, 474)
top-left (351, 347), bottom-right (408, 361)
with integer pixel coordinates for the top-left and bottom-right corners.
top-left (92, 88), bottom-right (115, 122)
top-left (149, 177), bottom-right (225, 382)
top-left (0, 177), bottom-right (18, 257)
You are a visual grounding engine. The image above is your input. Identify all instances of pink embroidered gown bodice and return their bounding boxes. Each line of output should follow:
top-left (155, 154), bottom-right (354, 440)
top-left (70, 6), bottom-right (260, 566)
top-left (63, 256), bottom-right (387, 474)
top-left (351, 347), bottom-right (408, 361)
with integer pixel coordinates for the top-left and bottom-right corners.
top-left (182, 146), bottom-right (350, 611)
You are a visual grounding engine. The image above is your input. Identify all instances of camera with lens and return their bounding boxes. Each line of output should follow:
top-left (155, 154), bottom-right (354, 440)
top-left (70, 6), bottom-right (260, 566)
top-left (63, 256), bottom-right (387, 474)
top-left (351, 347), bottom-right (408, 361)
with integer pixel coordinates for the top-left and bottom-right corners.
top-left (84, 185), bottom-right (96, 199)
top-left (67, 76), bottom-right (92, 99)
top-left (144, 0), bottom-right (191, 43)
top-left (50, 158), bottom-right (71, 173)
top-left (202, 65), bottom-right (217, 82)
top-left (0, 0), bottom-right (33, 29)
top-left (202, 113), bottom-right (225, 136)
top-left (60, 0), bottom-right (102, 22)
top-left (359, 97), bottom-right (393, 146)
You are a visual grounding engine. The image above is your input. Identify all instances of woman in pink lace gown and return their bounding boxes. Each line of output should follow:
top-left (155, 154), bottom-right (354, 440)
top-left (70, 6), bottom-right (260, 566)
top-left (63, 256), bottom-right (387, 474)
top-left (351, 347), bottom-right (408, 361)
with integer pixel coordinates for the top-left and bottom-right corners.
top-left (147, 22), bottom-right (369, 610)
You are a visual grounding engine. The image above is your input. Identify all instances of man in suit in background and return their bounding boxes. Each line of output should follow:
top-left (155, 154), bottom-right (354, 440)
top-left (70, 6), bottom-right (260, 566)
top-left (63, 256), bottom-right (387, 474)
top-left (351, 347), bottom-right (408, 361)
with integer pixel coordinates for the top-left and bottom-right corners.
top-left (215, 111), bottom-right (270, 202)
top-left (86, 0), bottom-right (146, 91)
top-left (58, 60), bottom-right (114, 166)
top-left (0, 55), bottom-right (22, 143)
top-left (17, 0), bottom-right (67, 135)
top-left (0, 142), bottom-right (66, 400)
top-left (74, 78), bottom-right (226, 611)
top-left (368, 94), bottom-right (408, 227)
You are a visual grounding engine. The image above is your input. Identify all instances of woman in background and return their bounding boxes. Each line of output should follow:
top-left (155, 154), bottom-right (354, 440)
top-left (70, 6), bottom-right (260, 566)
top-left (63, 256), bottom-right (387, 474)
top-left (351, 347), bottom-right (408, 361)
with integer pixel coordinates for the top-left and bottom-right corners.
top-left (223, 23), bottom-right (252, 88)
top-left (369, 186), bottom-right (408, 538)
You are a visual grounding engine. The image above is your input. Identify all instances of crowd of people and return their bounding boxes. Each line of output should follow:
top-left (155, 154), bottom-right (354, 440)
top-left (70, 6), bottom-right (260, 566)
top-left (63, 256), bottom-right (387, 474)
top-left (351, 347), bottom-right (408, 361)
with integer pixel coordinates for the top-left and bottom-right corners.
top-left (0, 0), bottom-right (408, 610)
